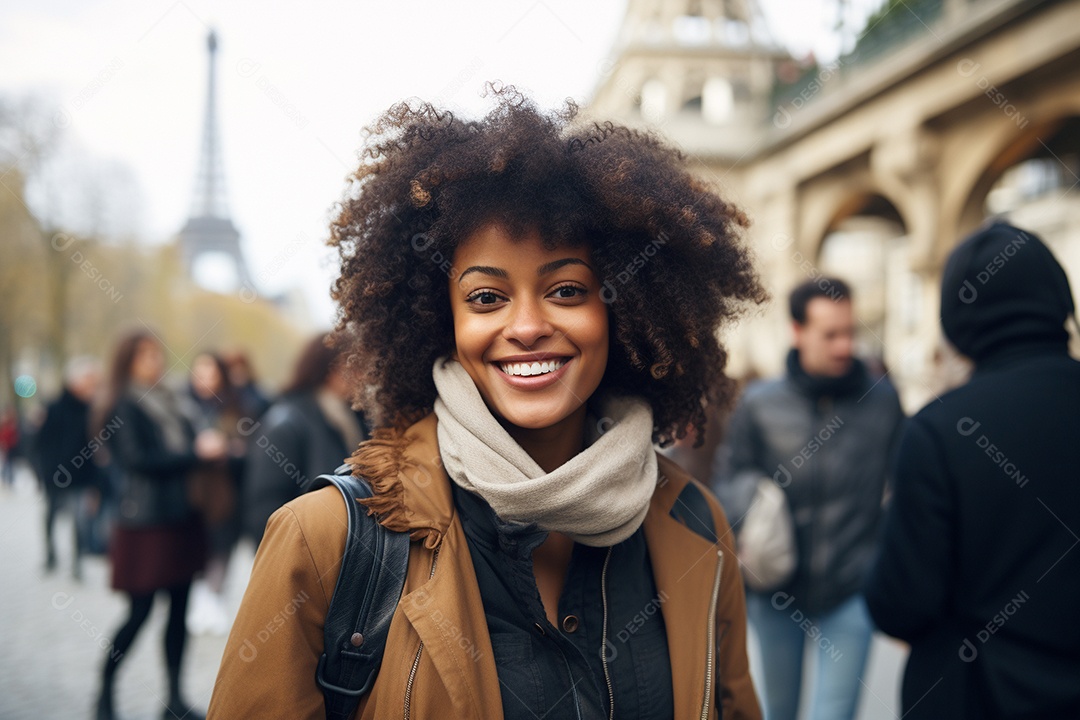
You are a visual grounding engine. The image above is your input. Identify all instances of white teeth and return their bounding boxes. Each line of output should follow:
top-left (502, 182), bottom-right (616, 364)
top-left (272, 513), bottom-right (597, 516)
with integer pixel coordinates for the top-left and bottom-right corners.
top-left (499, 359), bottom-right (566, 377)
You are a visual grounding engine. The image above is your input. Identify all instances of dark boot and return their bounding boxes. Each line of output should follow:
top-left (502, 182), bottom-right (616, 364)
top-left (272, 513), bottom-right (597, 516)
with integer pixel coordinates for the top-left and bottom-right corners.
top-left (160, 703), bottom-right (205, 720)
top-left (94, 679), bottom-right (115, 720)
top-left (164, 664), bottom-right (205, 720)
top-left (97, 592), bottom-right (153, 720)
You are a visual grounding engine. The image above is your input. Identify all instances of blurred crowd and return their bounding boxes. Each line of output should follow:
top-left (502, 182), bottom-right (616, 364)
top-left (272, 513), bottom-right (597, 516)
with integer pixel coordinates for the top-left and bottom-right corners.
top-left (0, 331), bottom-right (369, 720)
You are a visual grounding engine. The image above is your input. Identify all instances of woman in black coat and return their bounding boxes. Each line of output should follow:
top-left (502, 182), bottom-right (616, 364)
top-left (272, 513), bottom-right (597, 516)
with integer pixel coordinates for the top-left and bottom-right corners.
top-left (93, 330), bottom-right (226, 720)
top-left (242, 334), bottom-right (369, 545)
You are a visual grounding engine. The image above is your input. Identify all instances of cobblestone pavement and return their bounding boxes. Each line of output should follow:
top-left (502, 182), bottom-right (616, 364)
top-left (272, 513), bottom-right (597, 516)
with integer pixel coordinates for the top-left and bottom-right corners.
top-left (0, 461), bottom-right (904, 719)
top-left (0, 465), bottom-right (253, 720)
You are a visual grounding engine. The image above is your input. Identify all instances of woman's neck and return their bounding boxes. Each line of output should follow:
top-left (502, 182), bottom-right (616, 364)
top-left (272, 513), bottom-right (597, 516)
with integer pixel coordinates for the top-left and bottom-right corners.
top-left (501, 405), bottom-right (588, 473)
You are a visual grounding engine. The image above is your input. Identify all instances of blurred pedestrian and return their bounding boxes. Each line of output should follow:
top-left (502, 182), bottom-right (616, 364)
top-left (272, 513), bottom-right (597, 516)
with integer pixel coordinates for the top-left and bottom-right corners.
top-left (209, 87), bottom-right (764, 719)
top-left (712, 277), bottom-right (905, 720)
top-left (184, 351), bottom-right (247, 636)
top-left (222, 348), bottom-right (271, 420)
top-left (242, 333), bottom-right (369, 546)
top-left (1, 404), bottom-right (21, 486)
top-left (32, 356), bottom-right (105, 579)
top-left (93, 330), bottom-right (223, 720)
top-left (865, 221), bottom-right (1080, 718)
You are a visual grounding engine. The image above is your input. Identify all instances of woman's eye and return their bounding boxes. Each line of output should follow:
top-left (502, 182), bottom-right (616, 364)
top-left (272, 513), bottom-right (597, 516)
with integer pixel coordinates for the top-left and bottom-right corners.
top-left (467, 290), bottom-right (503, 305)
top-left (551, 285), bottom-right (585, 300)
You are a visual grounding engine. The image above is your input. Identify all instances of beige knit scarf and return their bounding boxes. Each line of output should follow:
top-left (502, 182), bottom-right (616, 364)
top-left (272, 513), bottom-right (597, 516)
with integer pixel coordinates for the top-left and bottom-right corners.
top-left (432, 358), bottom-right (658, 547)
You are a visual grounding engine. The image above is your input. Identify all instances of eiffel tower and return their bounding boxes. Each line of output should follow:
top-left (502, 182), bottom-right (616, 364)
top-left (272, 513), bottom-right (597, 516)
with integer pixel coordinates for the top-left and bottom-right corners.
top-left (177, 30), bottom-right (253, 290)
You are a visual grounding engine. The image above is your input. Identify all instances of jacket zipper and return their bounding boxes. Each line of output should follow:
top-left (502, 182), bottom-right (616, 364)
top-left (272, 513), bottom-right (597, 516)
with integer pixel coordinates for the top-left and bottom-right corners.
top-left (699, 550), bottom-right (723, 720)
top-left (403, 545), bottom-right (441, 720)
top-left (600, 546), bottom-right (615, 720)
top-left (808, 396), bottom-right (831, 612)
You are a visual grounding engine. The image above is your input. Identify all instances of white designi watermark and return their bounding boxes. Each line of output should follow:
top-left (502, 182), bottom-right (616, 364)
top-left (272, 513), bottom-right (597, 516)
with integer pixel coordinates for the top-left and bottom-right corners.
top-left (958, 590), bottom-right (1029, 661)
top-left (956, 417), bottom-right (1029, 488)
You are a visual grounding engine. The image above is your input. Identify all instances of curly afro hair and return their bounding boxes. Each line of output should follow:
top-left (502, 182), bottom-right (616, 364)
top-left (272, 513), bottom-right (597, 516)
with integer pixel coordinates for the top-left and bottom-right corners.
top-left (329, 84), bottom-right (767, 446)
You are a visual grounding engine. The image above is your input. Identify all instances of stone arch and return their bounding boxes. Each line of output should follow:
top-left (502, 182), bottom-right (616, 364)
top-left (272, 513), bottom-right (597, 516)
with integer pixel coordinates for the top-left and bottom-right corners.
top-left (956, 117), bottom-right (1072, 237)
top-left (942, 86), bottom-right (1080, 262)
top-left (802, 184), bottom-right (909, 262)
top-left (814, 193), bottom-right (908, 301)
top-left (812, 192), bottom-right (916, 387)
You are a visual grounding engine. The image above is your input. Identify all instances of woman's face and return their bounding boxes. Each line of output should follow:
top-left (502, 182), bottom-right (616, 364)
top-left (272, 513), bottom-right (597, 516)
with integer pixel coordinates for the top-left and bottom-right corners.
top-left (131, 339), bottom-right (165, 386)
top-left (192, 354), bottom-right (223, 398)
top-left (449, 223), bottom-right (609, 432)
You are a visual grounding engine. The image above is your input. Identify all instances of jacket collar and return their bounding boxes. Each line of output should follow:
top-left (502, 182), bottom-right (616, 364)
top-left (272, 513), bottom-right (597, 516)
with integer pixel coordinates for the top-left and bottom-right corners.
top-left (785, 347), bottom-right (868, 400)
top-left (351, 414), bottom-right (454, 548)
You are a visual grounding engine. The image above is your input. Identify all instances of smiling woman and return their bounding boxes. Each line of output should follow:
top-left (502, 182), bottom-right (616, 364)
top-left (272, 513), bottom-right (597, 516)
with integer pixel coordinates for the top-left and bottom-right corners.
top-left (209, 84), bottom-right (767, 720)
top-left (329, 83), bottom-right (766, 447)
top-left (450, 224), bottom-right (609, 458)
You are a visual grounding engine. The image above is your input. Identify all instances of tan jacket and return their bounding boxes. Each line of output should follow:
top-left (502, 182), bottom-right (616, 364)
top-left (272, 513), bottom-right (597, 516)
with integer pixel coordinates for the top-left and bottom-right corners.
top-left (209, 414), bottom-right (761, 720)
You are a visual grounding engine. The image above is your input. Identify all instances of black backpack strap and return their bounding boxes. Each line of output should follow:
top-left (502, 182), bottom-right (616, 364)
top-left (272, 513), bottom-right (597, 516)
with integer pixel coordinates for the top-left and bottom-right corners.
top-left (312, 464), bottom-right (410, 720)
top-left (670, 481), bottom-right (718, 544)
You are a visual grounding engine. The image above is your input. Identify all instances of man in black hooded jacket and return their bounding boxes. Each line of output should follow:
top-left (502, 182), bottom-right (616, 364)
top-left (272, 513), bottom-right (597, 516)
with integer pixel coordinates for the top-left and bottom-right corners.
top-left (865, 221), bottom-right (1080, 719)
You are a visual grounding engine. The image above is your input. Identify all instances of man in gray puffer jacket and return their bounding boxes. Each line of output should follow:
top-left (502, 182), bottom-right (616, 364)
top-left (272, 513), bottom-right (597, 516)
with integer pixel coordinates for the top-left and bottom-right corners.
top-left (712, 277), bottom-right (904, 720)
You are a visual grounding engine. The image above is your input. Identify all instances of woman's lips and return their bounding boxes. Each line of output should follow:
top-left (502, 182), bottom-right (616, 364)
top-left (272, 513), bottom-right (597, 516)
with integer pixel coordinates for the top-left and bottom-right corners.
top-left (498, 358), bottom-right (567, 376)
top-left (492, 357), bottom-right (572, 390)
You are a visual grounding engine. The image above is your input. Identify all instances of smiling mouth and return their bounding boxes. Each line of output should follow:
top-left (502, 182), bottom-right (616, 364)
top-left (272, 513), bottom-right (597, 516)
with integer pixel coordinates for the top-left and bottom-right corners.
top-left (497, 358), bottom-right (568, 377)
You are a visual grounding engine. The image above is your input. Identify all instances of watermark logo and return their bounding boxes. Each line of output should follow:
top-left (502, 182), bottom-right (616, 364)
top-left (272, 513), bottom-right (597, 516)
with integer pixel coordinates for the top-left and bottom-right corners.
top-left (410, 232), bottom-right (460, 283)
top-left (958, 590), bottom-right (1029, 661)
top-left (52, 414), bottom-right (123, 488)
top-left (772, 416), bottom-right (844, 486)
top-left (770, 234), bottom-right (846, 302)
top-left (957, 232), bottom-right (1029, 304)
top-left (50, 233), bottom-right (124, 304)
top-left (236, 58), bottom-right (261, 79)
top-left (771, 592), bottom-right (843, 661)
top-left (432, 56), bottom-right (486, 108)
top-left (600, 231), bottom-right (669, 304)
top-left (51, 592), bottom-right (75, 611)
top-left (771, 59), bottom-right (847, 129)
top-left (51, 592), bottom-right (122, 659)
top-left (956, 417), bottom-right (1028, 487)
top-left (957, 59), bottom-right (1030, 129)
top-left (54, 56), bottom-right (126, 128)
top-left (237, 58), bottom-right (308, 130)
top-left (238, 591), bottom-right (310, 662)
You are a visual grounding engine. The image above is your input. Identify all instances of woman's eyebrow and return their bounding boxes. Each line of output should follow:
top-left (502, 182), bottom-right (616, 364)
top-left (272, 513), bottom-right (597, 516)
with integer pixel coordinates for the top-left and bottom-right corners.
top-left (537, 258), bottom-right (593, 276)
top-left (458, 265), bottom-right (509, 283)
top-left (458, 258), bottom-right (592, 284)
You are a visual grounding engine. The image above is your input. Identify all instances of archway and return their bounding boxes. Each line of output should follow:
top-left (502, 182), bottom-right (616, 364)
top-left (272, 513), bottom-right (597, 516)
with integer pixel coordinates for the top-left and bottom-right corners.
top-left (980, 116), bottom-right (1080, 303)
top-left (815, 193), bottom-right (926, 406)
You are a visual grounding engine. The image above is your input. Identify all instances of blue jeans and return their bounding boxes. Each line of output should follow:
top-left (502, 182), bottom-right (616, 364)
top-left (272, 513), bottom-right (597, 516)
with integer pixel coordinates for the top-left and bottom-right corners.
top-left (747, 592), bottom-right (873, 720)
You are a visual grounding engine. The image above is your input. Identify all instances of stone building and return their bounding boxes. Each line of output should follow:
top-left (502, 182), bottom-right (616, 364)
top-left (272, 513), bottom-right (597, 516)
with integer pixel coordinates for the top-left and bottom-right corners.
top-left (589, 0), bottom-right (1080, 414)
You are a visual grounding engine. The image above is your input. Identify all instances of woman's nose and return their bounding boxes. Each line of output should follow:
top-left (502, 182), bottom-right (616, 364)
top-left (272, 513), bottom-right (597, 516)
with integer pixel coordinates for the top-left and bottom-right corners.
top-left (502, 298), bottom-right (554, 346)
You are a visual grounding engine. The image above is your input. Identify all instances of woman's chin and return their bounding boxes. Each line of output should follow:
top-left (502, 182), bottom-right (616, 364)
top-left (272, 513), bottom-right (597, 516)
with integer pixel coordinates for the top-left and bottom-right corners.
top-left (493, 402), bottom-right (580, 434)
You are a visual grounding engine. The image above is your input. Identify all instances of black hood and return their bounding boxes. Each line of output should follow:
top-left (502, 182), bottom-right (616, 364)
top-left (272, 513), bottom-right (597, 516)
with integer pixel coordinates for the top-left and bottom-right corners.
top-left (940, 221), bottom-right (1075, 363)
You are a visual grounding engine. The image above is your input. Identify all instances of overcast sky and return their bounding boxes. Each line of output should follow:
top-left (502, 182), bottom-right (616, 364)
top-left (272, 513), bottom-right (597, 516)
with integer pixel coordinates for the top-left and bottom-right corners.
top-left (1, 0), bottom-right (850, 326)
